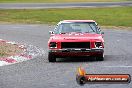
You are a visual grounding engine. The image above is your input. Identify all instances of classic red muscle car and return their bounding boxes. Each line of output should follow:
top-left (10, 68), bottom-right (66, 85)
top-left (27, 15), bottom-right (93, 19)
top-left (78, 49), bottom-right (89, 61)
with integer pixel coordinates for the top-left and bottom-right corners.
top-left (48, 20), bottom-right (104, 62)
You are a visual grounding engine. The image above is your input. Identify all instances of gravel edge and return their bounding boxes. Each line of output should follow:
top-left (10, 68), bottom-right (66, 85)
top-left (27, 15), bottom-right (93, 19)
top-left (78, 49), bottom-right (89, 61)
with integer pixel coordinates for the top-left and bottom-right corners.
top-left (0, 39), bottom-right (44, 66)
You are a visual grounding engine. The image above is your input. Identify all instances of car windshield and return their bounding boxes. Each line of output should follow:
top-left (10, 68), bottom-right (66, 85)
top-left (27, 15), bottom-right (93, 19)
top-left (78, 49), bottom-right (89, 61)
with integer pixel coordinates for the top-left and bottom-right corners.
top-left (54, 22), bottom-right (99, 34)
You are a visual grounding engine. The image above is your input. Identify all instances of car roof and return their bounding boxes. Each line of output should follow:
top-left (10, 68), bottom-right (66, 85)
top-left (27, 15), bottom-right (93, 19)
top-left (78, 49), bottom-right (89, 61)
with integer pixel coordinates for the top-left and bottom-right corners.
top-left (62, 20), bottom-right (95, 23)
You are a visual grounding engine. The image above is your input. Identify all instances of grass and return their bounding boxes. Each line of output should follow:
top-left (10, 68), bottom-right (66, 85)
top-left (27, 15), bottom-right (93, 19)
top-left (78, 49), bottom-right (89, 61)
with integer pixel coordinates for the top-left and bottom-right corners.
top-left (0, 7), bottom-right (132, 27)
top-left (0, 42), bottom-right (23, 58)
top-left (0, 0), bottom-right (129, 3)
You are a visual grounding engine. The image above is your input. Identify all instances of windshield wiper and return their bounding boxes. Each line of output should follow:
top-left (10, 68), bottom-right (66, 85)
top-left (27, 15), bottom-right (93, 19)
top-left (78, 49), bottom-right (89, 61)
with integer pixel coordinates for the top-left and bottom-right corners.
top-left (74, 32), bottom-right (82, 33)
top-left (84, 32), bottom-right (95, 33)
top-left (61, 32), bottom-right (82, 34)
top-left (60, 32), bottom-right (66, 34)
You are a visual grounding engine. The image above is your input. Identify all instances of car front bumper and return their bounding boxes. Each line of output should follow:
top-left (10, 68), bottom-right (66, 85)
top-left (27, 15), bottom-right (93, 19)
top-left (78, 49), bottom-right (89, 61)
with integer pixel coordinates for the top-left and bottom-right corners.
top-left (49, 48), bottom-right (104, 57)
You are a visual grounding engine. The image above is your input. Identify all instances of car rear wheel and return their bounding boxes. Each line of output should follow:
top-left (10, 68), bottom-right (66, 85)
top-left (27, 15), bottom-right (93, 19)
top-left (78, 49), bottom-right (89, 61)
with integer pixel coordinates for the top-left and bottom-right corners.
top-left (48, 52), bottom-right (56, 62)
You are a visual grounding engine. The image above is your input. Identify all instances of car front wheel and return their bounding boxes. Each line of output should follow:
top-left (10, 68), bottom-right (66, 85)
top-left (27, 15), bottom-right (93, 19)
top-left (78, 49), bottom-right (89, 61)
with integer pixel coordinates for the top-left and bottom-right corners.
top-left (96, 54), bottom-right (104, 61)
top-left (48, 52), bottom-right (56, 62)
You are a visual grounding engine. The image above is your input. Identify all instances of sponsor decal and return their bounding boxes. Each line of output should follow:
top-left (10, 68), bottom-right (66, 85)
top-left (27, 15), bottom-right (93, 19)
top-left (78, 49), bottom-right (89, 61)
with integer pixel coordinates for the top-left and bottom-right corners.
top-left (76, 67), bottom-right (131, 85)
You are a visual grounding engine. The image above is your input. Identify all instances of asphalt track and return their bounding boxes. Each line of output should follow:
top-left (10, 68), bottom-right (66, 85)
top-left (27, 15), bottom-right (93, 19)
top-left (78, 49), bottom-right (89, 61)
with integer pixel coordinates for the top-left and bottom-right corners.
top-left (0, 2), bottom-right (132, 9)
top-left (0, 24), bottom-right (132, 88)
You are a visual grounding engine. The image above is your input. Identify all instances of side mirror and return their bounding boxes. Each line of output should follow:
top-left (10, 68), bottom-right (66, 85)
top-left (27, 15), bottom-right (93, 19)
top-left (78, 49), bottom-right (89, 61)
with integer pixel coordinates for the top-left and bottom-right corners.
top-left (49, 31), bottom-right (54, 34)
top-left (101, 32), bottom-right (104, 34)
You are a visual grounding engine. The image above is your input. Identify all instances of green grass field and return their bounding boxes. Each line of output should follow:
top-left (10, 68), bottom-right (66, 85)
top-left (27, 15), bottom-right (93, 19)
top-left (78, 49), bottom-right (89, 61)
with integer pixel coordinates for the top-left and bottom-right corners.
top-left (0, 7), bottom-right (131, 27)
top-left (0, 0), bottom-right (129, 3)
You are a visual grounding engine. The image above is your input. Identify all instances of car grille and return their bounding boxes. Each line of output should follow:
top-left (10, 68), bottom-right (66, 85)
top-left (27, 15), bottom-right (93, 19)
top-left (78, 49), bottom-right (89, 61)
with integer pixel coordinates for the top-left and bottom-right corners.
top-left (61, 42), bottom-right (90, 49)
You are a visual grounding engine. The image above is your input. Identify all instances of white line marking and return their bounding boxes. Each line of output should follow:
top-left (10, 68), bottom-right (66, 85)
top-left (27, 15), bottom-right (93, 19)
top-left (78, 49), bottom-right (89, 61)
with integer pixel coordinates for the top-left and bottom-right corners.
top-left (9, 56), bottom-right (27, 62)
top-left (104, 66), bottom-right (132, 68)
top-left (6, 41), bottom-right (17, 45)
top-left (0, 61), bottom-right (9, 66)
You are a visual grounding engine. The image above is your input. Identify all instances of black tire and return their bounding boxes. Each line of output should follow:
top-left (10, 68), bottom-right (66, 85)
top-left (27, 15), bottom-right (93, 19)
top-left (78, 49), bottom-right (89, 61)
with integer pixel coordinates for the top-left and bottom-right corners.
top-left (96, 56), bottom-right (104, 61)
top-left (96, 54), bottom-right (104, 61)
top-left (48, 52), bottom-right (56, 62)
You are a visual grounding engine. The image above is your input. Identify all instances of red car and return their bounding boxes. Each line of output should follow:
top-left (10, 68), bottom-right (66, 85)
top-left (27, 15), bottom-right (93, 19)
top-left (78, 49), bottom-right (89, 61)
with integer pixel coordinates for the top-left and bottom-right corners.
top-left (48, 20), bottom-right (104, 62)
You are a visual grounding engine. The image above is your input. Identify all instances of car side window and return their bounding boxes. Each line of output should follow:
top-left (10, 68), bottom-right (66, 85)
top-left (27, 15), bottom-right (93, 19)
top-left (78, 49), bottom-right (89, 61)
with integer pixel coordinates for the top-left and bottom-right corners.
top-left (94, 22), bottom-right (101, 34)
top-left (54, 25), bottom-right (58, 34)
top-left (54, 24), bottom-right (62, 34)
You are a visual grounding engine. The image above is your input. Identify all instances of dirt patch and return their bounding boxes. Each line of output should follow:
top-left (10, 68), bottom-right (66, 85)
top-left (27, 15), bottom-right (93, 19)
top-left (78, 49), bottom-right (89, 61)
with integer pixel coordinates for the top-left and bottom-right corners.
top-left (0, 41), bottom-right (23, 58)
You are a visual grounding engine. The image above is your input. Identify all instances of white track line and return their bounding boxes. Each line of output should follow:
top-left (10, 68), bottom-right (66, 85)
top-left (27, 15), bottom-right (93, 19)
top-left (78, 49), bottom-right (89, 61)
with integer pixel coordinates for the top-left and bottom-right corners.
top-left (0, 61), bottom-right (9, 66)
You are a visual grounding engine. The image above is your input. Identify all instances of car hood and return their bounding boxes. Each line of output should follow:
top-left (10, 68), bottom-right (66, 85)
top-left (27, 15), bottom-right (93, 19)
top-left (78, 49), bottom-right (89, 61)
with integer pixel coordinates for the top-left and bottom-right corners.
top-left (50, 33), bottom-right (104, 42)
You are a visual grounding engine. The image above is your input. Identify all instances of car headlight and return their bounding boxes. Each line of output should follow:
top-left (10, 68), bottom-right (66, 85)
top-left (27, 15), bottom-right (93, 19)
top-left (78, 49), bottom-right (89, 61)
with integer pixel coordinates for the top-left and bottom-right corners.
top-left (49, 42), bottom-right (57, 48)
top-left (95, 42), bottom-right (102, 48)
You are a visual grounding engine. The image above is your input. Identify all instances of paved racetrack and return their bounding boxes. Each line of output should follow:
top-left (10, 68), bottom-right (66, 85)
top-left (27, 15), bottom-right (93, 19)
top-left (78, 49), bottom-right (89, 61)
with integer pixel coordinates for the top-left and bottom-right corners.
top-left (0, 24), bottom-right (132, 88)
top-left (0, 2), bottom-right (132, 9)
